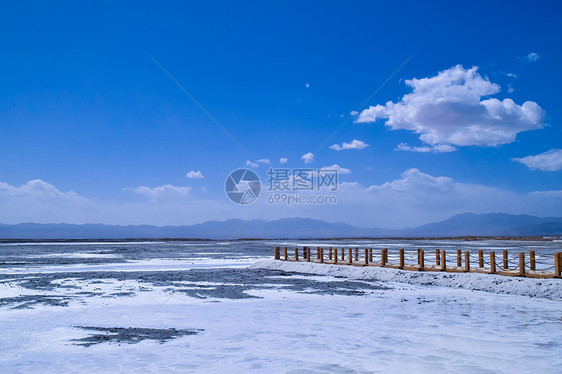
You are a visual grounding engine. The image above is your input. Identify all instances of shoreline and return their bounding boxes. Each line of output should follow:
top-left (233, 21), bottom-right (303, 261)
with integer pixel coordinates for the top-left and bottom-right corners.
top-left (0, 235), bottom-right (559, 243)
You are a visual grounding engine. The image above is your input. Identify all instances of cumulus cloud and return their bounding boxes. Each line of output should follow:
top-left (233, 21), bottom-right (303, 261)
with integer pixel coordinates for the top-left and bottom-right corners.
top-left (0, 179), bottom-right (88, 203)
top-left (513, 149), bottom-right (562, 171)
top-left (186, 170), bottom-right (204, 179)
top-left (124, 185), bottom-right (191, 203)
top-left (526, 52), bottom-right (540, 62)
top-left (329, 139), bottom-right (369, 151)
top-left (301, 152), bottom-right (315, 164)
top-left (395, 143), bottom-right (456, 153)
top-left (256, 158), bottom-right (270, 164)
top-left (279, 158), bottom-right (288, 164)
top-left (354, 65), bottom-right (545, 149)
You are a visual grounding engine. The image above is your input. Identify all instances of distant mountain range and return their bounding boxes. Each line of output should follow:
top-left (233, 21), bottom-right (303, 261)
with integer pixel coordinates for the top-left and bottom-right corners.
top-left (1, 213), bottom-right (562, 239)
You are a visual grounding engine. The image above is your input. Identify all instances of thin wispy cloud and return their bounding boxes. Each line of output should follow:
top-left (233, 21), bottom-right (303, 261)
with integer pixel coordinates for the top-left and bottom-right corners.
top-left (124, 185), bottom-right (191, 203)
top-left (329, 139), bottom-right (369, 151)
top-left (513, 149), bottom-right (562, 171)
top-left (525, 52), bottom-right (540, 62)
top-left (246, 160), bottom-right (259, 168)
top-left (321, 164), bottom-right (351, 174)
top-left (246, 159), bottom-right (270, 168)
top-left (396, 143), bottom-right (456, 153)
top-left (279, 157), bottom-right (288, 164)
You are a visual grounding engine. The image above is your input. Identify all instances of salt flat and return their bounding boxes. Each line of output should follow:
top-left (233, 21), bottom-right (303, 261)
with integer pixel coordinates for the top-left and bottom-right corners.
top-left (0, 240), bottom-right (560, 373)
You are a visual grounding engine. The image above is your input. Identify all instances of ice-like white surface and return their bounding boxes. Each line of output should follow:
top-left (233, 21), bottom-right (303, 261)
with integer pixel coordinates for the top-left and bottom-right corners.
top-left (252, 259), bottom-right (562, 299)
top-left (2, 257), bottom-right (264, 274)
top-left (1, 273), bottom-right (561, 373)
top-left (2, 239), bottom-right (562, 373)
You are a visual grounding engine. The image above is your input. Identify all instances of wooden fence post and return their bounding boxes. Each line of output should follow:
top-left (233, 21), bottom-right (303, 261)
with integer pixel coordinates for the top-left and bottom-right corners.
top-left (464, 251), bottom-right (470, 272)
top-left (518, 252), bottom-right (525, 276)
top-left (348, 248), bottom-right (352, 265)
top-left (329, 247), bottom-right (333, 260)
top-left (364, 249), bottom-right (368, 265)
top-left (478, 250), bottom-right (484, 268)
top-left (554, 253), bottom-right (561, 277)
top-left (457, 250), bottom-right (462, 267)
top-left (369, 248), bottom-right (373, 263)
top-left (419, 250), bottom-right (424, 270)
top-left (417, 249), bottom-right (421, 264)
top-left (355, 248), bottom-right (358, 262)
top-left (320, 248), bottom-right (324, 263)
top-left (317, 247), bottom-right (320, 260)
top-left (384, 248), bottom-right (389, 266)
top-left (334, 248), bottom-right (338, 264)
top-left (503, 250), bottom-right (509, 270)
top-left (399, 248), bottom-right (404, 269)
top-left (295, 247), bottom-right (299, 261)
top-left (284, 247), bottom-right (288, 261)
top-left (274, 247), bottom-right (279, 260)
top-left (530, 251), bottom-right (535, 271)
top-left (440, 250), bottom-right (446, 271)
top-left (306, 247), bottom-right (311, 262)
top-left (490, 251), bottom-right (496, 274)
top-left (435, 249), bottom-right (440, 266)
top-left (341, 248), bottom-right (345, 261)
top-left (381, 248), bottom-right (387, 267)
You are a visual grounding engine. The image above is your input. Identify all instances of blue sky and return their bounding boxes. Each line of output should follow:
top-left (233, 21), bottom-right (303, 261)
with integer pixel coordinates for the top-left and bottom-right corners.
top-left (1, 1), bottom-right (561, 228)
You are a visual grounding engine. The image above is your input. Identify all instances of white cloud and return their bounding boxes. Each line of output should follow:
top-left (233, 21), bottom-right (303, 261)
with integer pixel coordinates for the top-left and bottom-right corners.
top-left (246, 159), bottom-right (270, 168)
top-left (526, 52), bottom-right (540, 62)
top-left (513, 149), bottom-right (562, 171)
top-left (396, 142), bottom-right (456, 153)
top-left (1, 173), bottom-right (562, 229)
top-left (367, 168), bottom-right (454, 193)
top-left (186, 170), bottom-right (204, 179)
top-left (305, 83), bottom-right (310, 88)
top-left (279, 158), bottom-right (288, 164)
top-left (0, 179), bottom-right (88, 203)
top-left (301, 152), bottom-right (315, 164)
top-left (321, 164), bottom-right (351, 175)
top-left (246, 160), bottom-right (259, 168)
top-left (354, 65), bottom-right (545, 149)
top-left (329, 139), bottom-right (369, 151)
top-left (124, 184), bottom-right (191, 203)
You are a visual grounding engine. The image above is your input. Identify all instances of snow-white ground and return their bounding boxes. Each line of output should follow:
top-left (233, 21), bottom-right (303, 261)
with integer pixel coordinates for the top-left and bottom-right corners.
top-left (1, 241), bottom-right (561, 373)
top-left (253, 259), bottom-right (562, 300)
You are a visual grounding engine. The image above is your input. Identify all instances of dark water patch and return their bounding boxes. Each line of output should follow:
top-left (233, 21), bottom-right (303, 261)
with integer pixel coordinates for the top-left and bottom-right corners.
top-left (104, 291), bottom-right (136, 298)
top-left (174, 284), bottom-right (260, 299)
top-left (0, 295), bottom-right (70, 309)
top-left (0, 269), bottom-right (390, 301)
top-left (71, 326), bottom-right (202, 347)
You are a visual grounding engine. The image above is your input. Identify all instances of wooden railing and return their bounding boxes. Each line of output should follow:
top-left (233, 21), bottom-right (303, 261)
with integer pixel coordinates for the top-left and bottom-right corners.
top-left (273, 247), bottom-right (562, 279)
